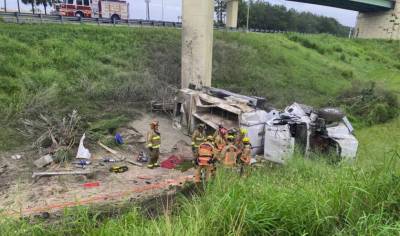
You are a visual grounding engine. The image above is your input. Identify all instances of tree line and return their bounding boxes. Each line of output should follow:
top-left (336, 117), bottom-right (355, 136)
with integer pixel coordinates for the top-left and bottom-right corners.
top-left (3, 0), bottom-right (53, 15)
top-left (22, 0), bottom-right (53, 15)
top-left (216, 0), bottom-right (351, 36)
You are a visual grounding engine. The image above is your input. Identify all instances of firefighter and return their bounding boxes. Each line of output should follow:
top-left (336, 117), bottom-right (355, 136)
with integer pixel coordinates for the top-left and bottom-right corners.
top-left (194, 136), bottom-right (216, 183)
top-left (239, 137), bottom-right (252, 176)
top-left (192, 124), bottom-right (206, 160)
top-left (147, 120), bottom-right (161, 169)
top-left (236, 128), bottom-right (248, 150)
top-left (213, 124), bottom-right (225, 139)
top-left (214, 128), bottom-right (227, 162)
top-left (221, 135), bottom-right (239, 167)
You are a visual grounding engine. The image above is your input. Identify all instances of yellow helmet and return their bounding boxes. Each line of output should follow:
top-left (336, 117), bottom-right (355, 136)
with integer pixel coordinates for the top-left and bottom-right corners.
top-left (243, 137), bottom-right (250, 143)
top-left (206, 135), bottom-right (214, 142)
top-left (240, 128), bottom-right (248, 135)
top-left (227, 135), bottom-right (235, 142)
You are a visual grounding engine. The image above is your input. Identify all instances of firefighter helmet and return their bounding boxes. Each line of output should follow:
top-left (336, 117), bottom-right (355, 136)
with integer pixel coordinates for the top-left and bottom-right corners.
top-left (243, 137), bottom-right (250, 143)
top-left (227, 135), bottom-right (235, 142)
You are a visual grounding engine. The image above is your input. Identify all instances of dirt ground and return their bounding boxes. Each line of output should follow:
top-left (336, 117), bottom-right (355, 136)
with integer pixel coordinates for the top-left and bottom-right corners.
top-left (0, 113), bottom-right (194, 218)
top-left (129, 112), bottom-right (191, 154)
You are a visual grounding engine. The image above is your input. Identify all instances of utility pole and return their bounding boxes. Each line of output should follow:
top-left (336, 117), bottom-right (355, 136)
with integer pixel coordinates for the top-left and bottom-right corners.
top-left (17, 0), bottom-right (20, 13)
top-left (246, 0), bottom-right (250, 32)
top-left (3, 0), bottom-right (6, 12)
top-left (161, 0), bottom-right (164, 21)
top-left (32, 0), bottom-right (36, 14)
top-left (145, 0), bottom-right (150, 20)
top-left (348, 27), bottom-right (353, 39)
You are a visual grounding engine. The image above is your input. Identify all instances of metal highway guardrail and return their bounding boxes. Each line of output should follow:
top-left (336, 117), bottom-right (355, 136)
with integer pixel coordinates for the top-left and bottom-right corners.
top-left (0, 12), bottom-right (182, 28)
top-left (0, 11), bottom-right (339, 36)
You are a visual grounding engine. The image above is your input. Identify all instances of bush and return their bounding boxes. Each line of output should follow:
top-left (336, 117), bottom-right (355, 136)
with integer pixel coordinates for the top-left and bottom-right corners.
top-left (287, 34), bottom-right (327, 54)
top-left (338, 82), bottom-right (399, 125)
top-left (87, 116), bottom-right (130, 144)
top-left (53, 147), bottom-right (74, 163)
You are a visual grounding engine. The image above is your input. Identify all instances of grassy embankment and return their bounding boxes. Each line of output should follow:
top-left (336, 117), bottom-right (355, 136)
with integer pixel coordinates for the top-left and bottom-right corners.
top-left (0, 23), bottom-right (399, 235)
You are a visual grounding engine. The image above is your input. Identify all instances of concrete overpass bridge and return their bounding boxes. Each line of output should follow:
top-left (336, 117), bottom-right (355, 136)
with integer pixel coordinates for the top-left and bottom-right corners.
top-left (286, 0), bottom-right (399, 39)
top-left (288, 0), bottom-right (394, 12)
top-left (181, 0), bottom-right (399, 89)
top-left (222, 0), bottom-right (399, 39)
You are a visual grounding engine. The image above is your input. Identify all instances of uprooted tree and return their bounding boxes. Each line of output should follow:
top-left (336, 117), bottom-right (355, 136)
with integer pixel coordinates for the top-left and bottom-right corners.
top-left (19, 110), bottom-right (82, 162)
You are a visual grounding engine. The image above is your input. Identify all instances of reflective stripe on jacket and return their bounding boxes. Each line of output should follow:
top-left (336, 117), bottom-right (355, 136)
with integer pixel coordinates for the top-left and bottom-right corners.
top-left (147, 130), bottom-right (161, 149)
top-left (192, 130), bottom-right (205, 147)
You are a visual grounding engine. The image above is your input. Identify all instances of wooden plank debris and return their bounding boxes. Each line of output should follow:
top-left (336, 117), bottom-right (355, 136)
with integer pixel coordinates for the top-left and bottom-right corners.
top-left (126, 160), bottom-right (144, 167)
top-left (98, 141), bottom-right (119, 155)
top-left (32, 170), bottom-right (92, 179)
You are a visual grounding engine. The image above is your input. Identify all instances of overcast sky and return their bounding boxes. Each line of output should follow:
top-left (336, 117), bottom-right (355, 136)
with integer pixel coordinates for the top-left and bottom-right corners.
top-left (1, 0), bottom-right (357, 26)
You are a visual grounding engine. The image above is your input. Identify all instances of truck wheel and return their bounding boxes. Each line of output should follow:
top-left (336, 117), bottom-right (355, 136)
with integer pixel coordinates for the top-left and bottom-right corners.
top-left (111, 14), bottom-right (120, 24)
top-left (75, 12), bottom-right (84, 19)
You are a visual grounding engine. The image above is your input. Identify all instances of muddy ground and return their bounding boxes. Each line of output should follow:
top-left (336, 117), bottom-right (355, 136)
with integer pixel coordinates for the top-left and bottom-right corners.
top-left (0, 112), bottom-right (194, 218)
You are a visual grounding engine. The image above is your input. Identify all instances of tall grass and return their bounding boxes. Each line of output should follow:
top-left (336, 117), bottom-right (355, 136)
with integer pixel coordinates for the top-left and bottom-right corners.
top-left (1, 150), bottom-right (399, 235)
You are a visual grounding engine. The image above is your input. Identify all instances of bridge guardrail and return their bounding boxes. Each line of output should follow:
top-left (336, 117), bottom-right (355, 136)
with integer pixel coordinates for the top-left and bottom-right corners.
top-left (0, 12), bottom-right (183, 28)
top-left (0, 11), bottom-right (347, 37)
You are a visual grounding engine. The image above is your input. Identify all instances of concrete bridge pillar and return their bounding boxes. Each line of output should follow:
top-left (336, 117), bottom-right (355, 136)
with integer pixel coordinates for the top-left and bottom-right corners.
top-left (226, 0), bottom-right (239, 28)
top-left (181, 0), bottom-right (214, 88)
top-left (355, 1), bottom-right (400, 39)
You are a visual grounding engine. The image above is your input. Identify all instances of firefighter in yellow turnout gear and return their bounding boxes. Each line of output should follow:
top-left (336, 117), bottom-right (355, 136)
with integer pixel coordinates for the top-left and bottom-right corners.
top-left (221, 135), bottom-right (239, 167)
top-left (192, 124), bottom-right (206, 160)
top-left (147, 121), bottom-right (161, 169)
top-left (214, 127), bottom-right (227, 162)
top-left (239, 137), bottom-right (252, 176)
top-left (236, 128), bottom-right (248, 150)
top-left (194, 136), bottom-right (216, 183)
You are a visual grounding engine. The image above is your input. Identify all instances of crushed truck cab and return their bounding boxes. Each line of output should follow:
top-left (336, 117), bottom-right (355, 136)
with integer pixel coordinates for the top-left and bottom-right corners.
top-left (264, 103), bottom-right (358, 163)
top-left (174, 88), bottom-right (358, 163)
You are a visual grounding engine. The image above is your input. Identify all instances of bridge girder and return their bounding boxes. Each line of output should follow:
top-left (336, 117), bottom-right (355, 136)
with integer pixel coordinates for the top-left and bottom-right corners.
top-left (287, 0), bottom-right (394, 12)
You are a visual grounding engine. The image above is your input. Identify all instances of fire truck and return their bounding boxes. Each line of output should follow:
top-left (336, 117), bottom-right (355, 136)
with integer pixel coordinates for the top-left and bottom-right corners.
top-left (54, 0), bottom-right (129, 21)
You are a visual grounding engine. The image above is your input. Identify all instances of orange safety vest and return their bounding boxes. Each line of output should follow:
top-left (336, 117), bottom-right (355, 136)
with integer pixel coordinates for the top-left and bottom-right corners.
top-left (223, 144), bottom-right (238, 167)
top-left (198, 143), bottom-right (214, 166)
top-left (214, 134), bottom-right (226, 151)
top-left (240, 144), bottom-right (252, 165)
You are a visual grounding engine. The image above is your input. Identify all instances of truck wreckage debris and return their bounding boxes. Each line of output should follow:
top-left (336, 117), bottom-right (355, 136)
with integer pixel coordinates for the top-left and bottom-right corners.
top-left (174, 87), bottom-right (358, 163)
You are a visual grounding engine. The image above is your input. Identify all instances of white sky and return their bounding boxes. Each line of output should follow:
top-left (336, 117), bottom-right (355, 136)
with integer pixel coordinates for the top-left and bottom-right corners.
top-left (1, 0), bottom-right (357, 26)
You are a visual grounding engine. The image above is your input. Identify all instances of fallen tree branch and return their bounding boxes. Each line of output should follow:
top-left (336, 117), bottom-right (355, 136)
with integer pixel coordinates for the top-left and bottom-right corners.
top-left (97, 141), bottom-right (119, 155)
top-left (32, 170), bottom-right (92, 179)
top-left (126, 160), bottom-right (144, 167)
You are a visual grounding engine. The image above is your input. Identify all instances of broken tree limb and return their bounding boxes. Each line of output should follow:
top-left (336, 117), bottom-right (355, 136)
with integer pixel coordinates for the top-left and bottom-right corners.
top-left (0, 164), bottom-right (8, 175)
top-left (97, 141), bottom-right (119, 155)
top-left (126, 160), bottom-right (144, 167)
top-left (32, 170), bottom-right (92, 179)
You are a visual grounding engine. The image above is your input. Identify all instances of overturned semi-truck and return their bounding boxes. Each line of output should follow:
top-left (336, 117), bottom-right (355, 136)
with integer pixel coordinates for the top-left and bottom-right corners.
top-left (174, 87), bottom-right (358, 163)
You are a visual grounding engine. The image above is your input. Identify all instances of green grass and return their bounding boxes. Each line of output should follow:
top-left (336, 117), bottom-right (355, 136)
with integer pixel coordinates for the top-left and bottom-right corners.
top-left (0, 23), bottom-right (399, 235)
top-left (0, 23), bottom-right (399, 150)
